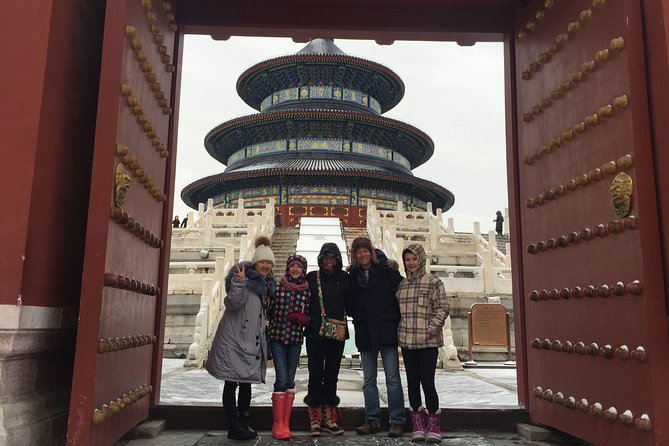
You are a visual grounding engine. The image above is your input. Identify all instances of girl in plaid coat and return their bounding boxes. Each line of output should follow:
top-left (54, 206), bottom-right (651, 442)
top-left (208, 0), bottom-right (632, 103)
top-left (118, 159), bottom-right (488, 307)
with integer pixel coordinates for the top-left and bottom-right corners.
top-left (396, 243), bottom-right (449, 443)
top-left (267, 254), bottom-right (311, 440)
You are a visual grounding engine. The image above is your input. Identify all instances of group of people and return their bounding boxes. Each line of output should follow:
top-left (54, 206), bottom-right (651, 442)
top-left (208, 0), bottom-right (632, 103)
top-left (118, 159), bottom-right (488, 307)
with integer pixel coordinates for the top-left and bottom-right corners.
top-left (205, 235), bottom-right (449, 443)
top-left (172, 215), bottom-right (188, 228)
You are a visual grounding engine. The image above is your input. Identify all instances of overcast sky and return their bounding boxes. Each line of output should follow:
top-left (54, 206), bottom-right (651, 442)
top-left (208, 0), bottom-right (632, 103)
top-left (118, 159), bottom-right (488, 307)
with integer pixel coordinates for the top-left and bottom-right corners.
top-left (173, 35), bottom-right (508, 233)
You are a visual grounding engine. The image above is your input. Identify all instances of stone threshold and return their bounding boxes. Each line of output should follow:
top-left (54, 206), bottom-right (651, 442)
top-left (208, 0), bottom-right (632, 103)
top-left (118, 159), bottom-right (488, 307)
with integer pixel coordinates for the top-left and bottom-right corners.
top-left (150, 405), bottom-right (528, 432)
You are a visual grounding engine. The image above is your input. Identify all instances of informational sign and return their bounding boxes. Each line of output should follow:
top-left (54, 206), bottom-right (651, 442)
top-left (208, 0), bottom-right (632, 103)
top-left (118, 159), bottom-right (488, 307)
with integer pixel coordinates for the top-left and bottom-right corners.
top-left (470, 303), bottom-right (508, 346)
top-left (467, 303), bottom-right (511, 364)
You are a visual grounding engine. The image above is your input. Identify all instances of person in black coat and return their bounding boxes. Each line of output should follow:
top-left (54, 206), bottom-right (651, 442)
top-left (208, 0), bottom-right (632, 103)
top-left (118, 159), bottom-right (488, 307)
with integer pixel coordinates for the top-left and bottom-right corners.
top-left (493, 210), bottom-right (504, 235)
top-left (348, 238), bottom-right (405, 437)
top-left (303, 242), bottom-right (353, 436)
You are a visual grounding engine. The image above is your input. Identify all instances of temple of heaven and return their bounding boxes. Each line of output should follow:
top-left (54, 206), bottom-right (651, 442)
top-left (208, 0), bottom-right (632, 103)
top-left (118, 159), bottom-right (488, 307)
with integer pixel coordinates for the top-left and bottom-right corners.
top-left (181, 38), bottom-right (454, 227)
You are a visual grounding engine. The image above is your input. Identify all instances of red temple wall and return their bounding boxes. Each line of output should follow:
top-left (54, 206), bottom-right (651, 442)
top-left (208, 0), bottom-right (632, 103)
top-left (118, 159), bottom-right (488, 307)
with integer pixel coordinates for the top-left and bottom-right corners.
top-left (0, 0), bottom-right (105, 307)
top-left (275, 204), bottom-right (367, 227)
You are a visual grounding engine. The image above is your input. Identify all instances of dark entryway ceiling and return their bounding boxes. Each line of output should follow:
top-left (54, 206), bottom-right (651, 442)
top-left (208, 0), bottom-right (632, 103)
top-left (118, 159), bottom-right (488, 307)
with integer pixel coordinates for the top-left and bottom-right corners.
top-left (177, 0), bottom-right (531, 44)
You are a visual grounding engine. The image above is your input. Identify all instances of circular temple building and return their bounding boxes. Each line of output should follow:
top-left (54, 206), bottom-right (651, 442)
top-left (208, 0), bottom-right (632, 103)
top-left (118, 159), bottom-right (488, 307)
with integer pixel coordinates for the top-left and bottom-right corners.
top-left (182, 39), bottom-right (454, 227)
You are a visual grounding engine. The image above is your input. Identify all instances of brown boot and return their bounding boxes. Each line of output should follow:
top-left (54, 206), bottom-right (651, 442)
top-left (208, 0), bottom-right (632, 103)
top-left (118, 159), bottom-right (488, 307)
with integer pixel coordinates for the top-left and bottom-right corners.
top-left (356, 420), bottom-right (381, 435)
top-left (388, 423), bottom-right (404, 438)
top-left (307, 405), bottom-right (322, 437)
top-left (321, 405), bottom-right (344, 435)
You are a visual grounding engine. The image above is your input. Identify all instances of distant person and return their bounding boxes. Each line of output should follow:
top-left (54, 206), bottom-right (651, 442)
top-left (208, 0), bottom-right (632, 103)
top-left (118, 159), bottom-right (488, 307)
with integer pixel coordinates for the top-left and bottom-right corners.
top-left (348, 238), bottom-right (405, 438)
top-left (172, 215), bottom-right (180, 228)
top-left (180, 216), bottom-right (188, 228)
top-left (268, 254), bottom-right (311, 440)
top-left (493, 210), bottom-right (503, 235)
top-left (397, 243), bottom-right (449, 443)
top-left (205, 237), bottom-right (275, 440)
top-left (275, 211), bottom-right (282, 228)
top-left (303, 243), bottom-right (353, 436)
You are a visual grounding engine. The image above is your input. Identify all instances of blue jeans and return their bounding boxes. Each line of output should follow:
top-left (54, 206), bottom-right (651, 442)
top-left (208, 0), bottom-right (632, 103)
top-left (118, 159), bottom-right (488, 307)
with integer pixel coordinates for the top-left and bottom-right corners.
top-left (360, 346), bottom-right (406, 425)
top-left (270, 341), bottom-right (302, 392)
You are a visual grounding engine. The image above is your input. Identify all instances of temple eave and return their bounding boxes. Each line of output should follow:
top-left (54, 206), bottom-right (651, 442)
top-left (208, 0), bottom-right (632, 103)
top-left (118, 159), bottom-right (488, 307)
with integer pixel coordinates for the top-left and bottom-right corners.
top-left (181, 169), bottom-right (454, 211)
top-left (236, 53), bottom-right (405, 111)
top-left (203, 109), bottom-right (434, 167)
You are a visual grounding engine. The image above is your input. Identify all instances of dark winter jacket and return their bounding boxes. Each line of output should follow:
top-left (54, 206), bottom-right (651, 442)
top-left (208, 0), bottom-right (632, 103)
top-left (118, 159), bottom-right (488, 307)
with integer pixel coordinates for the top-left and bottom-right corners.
top-left (205, 262), bottom-right (275, 383)
top-left (304, 243), bottom-right (353, 340)
top-left (349, 249), bottom-right (403, 352)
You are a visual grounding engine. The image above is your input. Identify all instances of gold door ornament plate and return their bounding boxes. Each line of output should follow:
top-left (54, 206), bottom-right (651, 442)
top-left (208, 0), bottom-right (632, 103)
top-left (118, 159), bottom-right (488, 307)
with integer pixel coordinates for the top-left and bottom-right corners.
top-left (114, 163), bottom-right (131, 207)
top-left (610, 172), bottom-right (632, 218)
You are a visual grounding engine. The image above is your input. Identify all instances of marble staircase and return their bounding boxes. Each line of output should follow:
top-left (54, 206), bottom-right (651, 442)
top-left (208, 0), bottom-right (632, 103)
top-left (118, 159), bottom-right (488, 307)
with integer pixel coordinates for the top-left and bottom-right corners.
top-left (271, 227), bottom-right (300, 267)
top-left (163, 294), bottom-right (200, 358)
top-left (481, 233), bottom-right (511, 254)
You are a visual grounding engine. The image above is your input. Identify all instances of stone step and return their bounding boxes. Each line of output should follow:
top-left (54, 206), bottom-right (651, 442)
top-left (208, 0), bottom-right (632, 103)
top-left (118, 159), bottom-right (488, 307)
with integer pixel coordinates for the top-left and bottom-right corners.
top-left (163, 332), bottom-right (195, 345)
top-left (162, 343), bottom-right (190, 359)
top-left (166, 294), bottom-right (201, 315)
top-left (164, 314), bottom-right (197, 327)
top-left (167, 294), bottom-right (200, 304)
top-left (271, 228), bottom-right (299, 265)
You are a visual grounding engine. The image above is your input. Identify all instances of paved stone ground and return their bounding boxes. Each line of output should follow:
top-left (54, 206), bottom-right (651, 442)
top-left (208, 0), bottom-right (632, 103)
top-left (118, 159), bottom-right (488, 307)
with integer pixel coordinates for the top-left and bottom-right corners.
top-left (119, 430), bottom-right (579, 445)
top-left (115, 361), bottom-right (585, 445)
top-left (160, 360), bottom-right (520, 408)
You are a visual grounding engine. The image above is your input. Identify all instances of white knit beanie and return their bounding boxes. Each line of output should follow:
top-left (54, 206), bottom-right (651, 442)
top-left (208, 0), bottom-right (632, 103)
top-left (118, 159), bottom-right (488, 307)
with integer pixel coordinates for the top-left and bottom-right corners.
top-left (251, 236), bottom-right (275, 265)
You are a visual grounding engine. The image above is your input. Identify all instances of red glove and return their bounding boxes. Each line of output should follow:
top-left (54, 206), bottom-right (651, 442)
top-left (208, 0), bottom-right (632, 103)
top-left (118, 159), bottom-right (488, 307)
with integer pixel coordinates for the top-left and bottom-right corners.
top-left (287, 312), bottom-right (310, 327)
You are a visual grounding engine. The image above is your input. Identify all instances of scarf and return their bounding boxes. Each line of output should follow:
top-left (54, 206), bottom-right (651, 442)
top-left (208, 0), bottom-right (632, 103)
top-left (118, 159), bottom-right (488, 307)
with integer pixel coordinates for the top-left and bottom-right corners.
top-left (280, 273), bottom-right (309, 292)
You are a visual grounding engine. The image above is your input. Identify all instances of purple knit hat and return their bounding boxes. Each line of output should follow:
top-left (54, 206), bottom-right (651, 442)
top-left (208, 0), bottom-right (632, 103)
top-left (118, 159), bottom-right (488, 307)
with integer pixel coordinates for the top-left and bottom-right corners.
top-left (285, 254), bottom-right (308, 274)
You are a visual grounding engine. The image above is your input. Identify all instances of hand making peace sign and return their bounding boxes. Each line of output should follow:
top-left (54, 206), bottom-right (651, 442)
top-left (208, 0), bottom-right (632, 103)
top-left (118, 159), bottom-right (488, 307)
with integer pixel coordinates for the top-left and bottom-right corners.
top-left (235, 263), bottom-right (246, 279)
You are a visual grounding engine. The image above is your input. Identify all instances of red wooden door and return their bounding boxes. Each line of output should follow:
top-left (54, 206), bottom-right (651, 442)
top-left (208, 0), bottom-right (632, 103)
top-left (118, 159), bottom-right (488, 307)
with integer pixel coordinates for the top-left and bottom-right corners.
top-left (512, 1), bottom-right (668, 445)
top-left (66, 1), bottom-right (179, 444)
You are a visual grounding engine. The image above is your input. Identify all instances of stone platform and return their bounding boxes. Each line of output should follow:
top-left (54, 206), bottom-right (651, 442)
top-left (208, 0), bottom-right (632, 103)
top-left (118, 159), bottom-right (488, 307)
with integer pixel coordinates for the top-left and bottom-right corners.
top-left (117, 361), bottom-right (590, 445)
top-left (118, 430), bottom-right (584, 446)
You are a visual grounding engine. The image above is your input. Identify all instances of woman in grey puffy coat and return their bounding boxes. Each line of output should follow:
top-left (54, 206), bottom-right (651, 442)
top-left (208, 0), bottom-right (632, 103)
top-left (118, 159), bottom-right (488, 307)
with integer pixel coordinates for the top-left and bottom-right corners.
top-left (206, 237), bottom-right (275, 440)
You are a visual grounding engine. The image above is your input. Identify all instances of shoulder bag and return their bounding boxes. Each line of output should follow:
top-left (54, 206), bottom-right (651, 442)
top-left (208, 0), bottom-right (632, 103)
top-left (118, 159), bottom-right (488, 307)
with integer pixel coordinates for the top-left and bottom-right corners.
top-left (317, 271), bottom-right (346, 341)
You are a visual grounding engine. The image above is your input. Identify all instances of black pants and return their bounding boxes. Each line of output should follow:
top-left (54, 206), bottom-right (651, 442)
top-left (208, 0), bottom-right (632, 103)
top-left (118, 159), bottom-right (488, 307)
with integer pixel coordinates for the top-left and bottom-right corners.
top-left (401, 347), bottom-right (439, 413)
top-left (223, 381), bottom-right (251, 417)
top-left (305, 335), bottom-right (345, 406)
